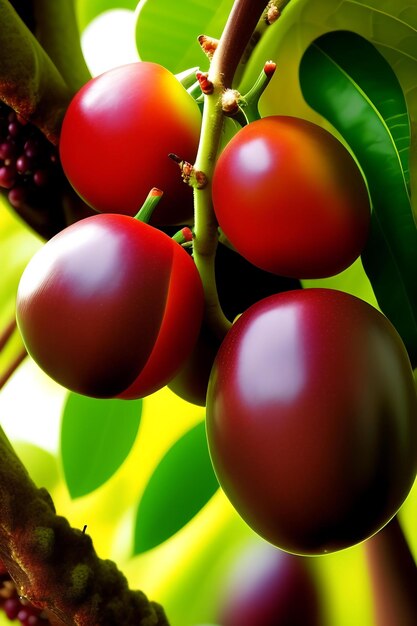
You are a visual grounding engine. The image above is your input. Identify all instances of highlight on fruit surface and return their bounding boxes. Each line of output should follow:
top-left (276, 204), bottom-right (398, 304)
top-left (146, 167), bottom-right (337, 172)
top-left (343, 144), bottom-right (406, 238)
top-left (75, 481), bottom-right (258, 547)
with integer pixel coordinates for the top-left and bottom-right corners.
top-left (59, 61), bottom-right (202, 226)
top-left (212, 115), bottom-right (371, 279)
top-left (206, 288), bottom-right (417, 555)
top-left (16, 213), bottom-right (204, 399)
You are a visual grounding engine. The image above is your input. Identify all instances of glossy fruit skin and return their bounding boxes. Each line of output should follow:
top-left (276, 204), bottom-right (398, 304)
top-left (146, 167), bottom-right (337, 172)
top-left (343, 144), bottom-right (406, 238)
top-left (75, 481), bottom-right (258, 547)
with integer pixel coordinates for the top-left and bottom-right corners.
top-left (16, 214), bottom-right (204, 399)
top-left (212, 116), bottom-right (371, 279)
top-left (206, 288), bottom-right (417, 555)
top-left (168, 242), bottom-right (301, 406)
top-left (59, 62), bottom-right (201, 226)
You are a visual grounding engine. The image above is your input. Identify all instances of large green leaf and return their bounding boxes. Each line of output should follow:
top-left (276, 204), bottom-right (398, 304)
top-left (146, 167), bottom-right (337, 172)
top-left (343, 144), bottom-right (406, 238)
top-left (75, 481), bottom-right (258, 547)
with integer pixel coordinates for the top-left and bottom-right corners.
top-left (75, 0), bottom-right (137, 31)
top-left (61, 392), bottom-right (142, 498)
top-left (299, 30), bottom-right (417, 365)
top-left (133, 420), bottom-right (218, 554)
top-left (134, 0), bottom-right (234, 74)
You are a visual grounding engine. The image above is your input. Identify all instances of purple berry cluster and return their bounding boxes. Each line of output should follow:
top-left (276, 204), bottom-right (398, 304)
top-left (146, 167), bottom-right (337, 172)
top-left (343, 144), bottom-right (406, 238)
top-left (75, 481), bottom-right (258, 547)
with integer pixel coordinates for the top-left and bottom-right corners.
top-left (0, 101), bottom-right (64, 216)
top-left (0, 561), bottom-right (50, 625)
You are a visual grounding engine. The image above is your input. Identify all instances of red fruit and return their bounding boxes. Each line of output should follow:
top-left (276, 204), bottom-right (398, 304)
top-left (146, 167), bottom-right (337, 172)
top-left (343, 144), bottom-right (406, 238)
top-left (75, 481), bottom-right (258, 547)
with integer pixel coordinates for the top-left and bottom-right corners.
top-left (212, 116), bottom-right (370, 279)
top-left (59, 62), bottom-right (201, 226)
top-left (16, 213), bottom-right (204, 399)
top-left (206, 288), bottom-right (417, 554)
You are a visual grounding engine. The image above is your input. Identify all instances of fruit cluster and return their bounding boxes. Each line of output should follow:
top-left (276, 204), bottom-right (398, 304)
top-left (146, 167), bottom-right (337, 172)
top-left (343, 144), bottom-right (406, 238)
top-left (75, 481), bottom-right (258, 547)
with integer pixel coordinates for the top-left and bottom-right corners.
top-left (0, 102), bottom-right (67, 237)
top-left (14, 57), bottom-right (417, 561)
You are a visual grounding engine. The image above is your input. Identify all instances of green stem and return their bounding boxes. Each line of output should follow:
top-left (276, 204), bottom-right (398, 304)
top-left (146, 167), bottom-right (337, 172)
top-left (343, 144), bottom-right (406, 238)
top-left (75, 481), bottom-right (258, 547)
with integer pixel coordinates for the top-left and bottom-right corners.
top-left (134, 188), bottom-right (164, 223)
top-left (192, 0), bottom-right (270, 339)
top-left (241, 61), bottom-right (276, 122)
top-left (193, 92), bottom-right (230, 339)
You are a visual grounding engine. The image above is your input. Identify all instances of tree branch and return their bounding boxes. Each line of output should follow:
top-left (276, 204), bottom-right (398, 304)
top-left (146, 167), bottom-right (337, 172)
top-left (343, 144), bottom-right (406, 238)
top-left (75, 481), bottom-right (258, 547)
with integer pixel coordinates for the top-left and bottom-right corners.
top-left (0, 425), bottom-right (169, 625)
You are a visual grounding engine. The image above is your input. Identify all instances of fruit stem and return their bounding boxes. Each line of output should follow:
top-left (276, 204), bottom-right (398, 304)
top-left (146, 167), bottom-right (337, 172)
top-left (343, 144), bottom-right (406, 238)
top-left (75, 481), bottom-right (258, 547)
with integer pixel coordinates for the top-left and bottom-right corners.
top-left (134, 187), bottom-right (164, 223)
top-left (192, 0), bottom-right (271, 339)
top-left (172, 226), bottom-right (193, 245)
top-left (240, 60), bottom-right (277, 121)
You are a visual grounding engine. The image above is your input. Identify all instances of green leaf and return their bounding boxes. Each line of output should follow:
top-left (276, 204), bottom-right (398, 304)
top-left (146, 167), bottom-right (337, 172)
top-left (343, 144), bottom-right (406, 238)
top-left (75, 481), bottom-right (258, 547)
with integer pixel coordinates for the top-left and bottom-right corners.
top-left (134, 0), bottom-right (234, 74)
top-left (13, 442), bottom-right (60, 492)
top-left (133, 420), bottom-right (218, 554)
top-left (299, 30), bottom-right (417, 365)
top-left (75, 0), bottom-right (137, 31)
top-left (61, 392), bottom-right (142, 498)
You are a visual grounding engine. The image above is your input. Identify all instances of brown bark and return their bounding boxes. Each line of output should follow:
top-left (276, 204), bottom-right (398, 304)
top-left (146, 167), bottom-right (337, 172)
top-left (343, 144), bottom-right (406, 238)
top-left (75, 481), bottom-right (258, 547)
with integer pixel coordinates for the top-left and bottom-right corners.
top-left (0, 425), bottom-right (169, 625)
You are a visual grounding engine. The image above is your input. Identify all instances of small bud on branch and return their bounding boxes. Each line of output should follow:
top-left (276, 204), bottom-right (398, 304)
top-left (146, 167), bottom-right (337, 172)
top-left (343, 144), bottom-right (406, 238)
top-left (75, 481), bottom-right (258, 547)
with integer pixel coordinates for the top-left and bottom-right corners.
top-left (238, 60), bottom-right (277, 122)
top-left (264, 60), bottom-right (277, 78)
top-left (169, 154), bottom-right (208, 189)
top-left (197, 34), bottom-right (219, 60)
top-left (196, 71), bottom-right (214, 95)
top-left (265, 3), bottom-right (280, 24)
top-left (221, 89), bottom-right (242, 116)
top-left (264, 0), bottom-right (292, 25)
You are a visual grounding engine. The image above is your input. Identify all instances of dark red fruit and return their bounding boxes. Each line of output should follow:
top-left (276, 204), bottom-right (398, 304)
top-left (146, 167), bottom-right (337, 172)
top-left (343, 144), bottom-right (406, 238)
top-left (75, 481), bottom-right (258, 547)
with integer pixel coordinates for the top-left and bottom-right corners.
top-left (16, 213), bottom-right (204, 399)
top-left (206, 288), bottom-right (417, 554)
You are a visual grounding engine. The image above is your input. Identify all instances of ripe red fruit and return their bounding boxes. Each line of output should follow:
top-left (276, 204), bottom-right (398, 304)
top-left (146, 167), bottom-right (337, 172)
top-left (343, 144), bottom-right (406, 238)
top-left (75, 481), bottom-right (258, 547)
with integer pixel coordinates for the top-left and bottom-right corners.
top-left (16, 214), bottom-right (204, 399)
top-left (59, 62), bottom-right (201, 226)
top-left (206, 288), bottom-right (417, 555)
top-left (212, 116), bottom-right (371, 279)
